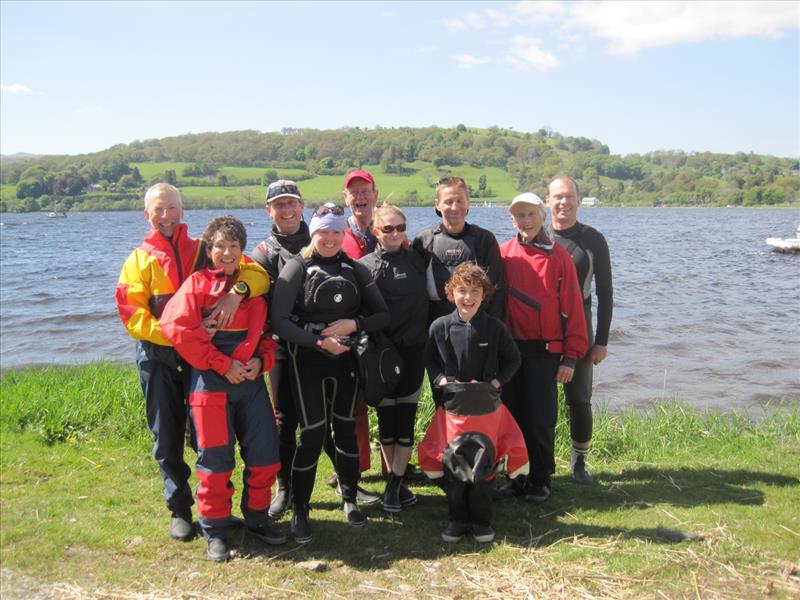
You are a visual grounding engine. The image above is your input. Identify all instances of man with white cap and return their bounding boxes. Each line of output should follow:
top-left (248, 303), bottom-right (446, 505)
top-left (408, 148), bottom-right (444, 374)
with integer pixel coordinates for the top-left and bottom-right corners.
top-left (547, 175), bottom-right (613, 485)
top-left (499, 192), bottom-right (587, 502)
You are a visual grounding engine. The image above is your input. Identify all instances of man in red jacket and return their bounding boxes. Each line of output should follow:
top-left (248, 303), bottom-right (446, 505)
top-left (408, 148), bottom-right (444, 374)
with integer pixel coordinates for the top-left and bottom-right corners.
top-left (500, 192), bottom-right (587, 502)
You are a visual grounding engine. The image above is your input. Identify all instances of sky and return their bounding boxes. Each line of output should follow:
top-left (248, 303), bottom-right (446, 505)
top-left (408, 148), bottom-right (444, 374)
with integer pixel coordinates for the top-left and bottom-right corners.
top-left (1, 1), bottom-right (798, 158)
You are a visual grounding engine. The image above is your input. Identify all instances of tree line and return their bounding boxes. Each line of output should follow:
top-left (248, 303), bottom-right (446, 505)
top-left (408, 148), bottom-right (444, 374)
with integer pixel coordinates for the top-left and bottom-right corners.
top-left (1, 125), bottom-right (798, 212)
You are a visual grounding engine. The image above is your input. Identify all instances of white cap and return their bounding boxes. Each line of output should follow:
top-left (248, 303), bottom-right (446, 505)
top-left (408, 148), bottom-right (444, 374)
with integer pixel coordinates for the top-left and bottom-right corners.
top-left (508, 192), bottom-right (544, 211)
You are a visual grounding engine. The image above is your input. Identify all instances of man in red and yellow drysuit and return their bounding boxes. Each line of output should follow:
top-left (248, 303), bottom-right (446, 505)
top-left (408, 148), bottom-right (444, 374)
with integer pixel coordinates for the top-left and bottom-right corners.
top-left (115, 184), bottom-right (267, 542)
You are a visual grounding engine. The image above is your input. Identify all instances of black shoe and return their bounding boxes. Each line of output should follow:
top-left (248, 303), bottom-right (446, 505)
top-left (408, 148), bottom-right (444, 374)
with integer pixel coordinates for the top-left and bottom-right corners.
top-left (383, 475), bottom-right (402, 513)
top-left (335, 483), bottom-right (382, 506)
top-left (471, 523), bottom-right (495, 543)
top-left (169, 511), bottom-right (195, 541)
top-left (247, 522), bottom-right (287, 546)
top-left (399, 483), bottom-right (417, 507)
top-left (497, 480), bottom-right (525, 498)
top-left (291, 507), bottom-right (312, 544)
top-left (268, 487), bottom-right (291, 520)
top-left (227, 515), bottom-right (244, 528)
top-left (571, 454), bottom-right (595, 485)
top-left (524, 482), bottom-right (551, 502)
top-left (206, 537), bottom-right (229, 562)
top-left (343, 501), bottom-right (367, 527)
top-left (404, 463), bottom-right (426, 482)
top-left (441, 521), bottom-right (469, 543)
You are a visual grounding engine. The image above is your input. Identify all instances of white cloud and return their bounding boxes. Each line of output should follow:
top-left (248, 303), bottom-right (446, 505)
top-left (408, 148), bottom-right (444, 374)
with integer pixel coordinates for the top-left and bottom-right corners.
top-left (1, 83), bottom-right (34, 94)
top-left (442, 0), bottom-right (799, 68)
top-left (501, 35), bottom-right (560, 71)
top-left (570, 1), bottom-right (800, 55)
top-left (452, 54), bottom-right (491, 69)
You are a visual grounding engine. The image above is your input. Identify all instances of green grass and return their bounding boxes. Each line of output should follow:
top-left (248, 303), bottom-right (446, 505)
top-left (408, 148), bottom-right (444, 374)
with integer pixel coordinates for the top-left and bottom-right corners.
top-left (1, 363), bottom-right (799, 598)
top-left (0, 183), bottom-right (16, 202)
top-left (130, 162), bottom-right (194, 181)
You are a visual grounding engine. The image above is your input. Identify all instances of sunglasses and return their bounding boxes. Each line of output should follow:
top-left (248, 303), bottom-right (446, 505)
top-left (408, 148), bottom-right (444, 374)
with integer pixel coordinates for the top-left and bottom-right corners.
top-left (378, 223), bottom-right (407, 234)
top-left (312, 204), bottom-right (345, 218)
top-left (267, 184), bottom-right (301, 201)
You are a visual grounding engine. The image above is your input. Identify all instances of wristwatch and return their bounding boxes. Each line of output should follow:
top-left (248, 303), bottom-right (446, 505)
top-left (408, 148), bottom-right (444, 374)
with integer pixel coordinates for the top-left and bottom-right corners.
top-left (233, 282), bottom-right (250, 299)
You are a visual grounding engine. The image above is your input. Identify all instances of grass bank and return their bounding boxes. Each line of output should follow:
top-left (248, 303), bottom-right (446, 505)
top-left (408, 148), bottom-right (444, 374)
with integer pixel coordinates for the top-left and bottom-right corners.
top-left (1, 363), bottom-right (799, 599)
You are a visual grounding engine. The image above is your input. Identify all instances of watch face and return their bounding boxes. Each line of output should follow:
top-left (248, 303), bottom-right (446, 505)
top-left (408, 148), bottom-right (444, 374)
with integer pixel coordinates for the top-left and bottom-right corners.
top-left (235, 283), bottom-right (247, 294)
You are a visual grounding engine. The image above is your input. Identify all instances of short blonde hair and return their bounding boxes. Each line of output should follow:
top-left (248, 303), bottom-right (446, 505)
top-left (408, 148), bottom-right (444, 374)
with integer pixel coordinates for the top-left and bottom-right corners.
top-left (373, 202), bottom-right (406, 227)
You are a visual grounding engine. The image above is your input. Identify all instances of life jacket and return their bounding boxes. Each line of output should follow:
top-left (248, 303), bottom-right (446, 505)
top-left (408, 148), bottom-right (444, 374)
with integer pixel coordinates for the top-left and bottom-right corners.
top-left (416, 224), bottom-right (480, 302)
top-left (418, 382), bottom-right (529, 483)
top-left (291, 253), bottom-right (365, 327)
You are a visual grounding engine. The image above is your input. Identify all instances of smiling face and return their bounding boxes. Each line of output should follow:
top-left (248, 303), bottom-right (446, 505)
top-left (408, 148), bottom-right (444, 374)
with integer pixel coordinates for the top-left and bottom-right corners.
top-left (510, 204), bottom-right (545, 243)
top-left (144, 188), bottom-right (183, 238)
top-left (267, 195), bottom-right (304, 234)
top-left (373, 212), bottom-right (407, 253)
top-left (343, 179), bottom-right (378, 227)
top-left (313, 229), bottom-right (345, 258)
top-left (452, 284), bottom-right (483, 322)
top-left (547, 177), bottom-right (581, 230)
top-left (435, 185), bottom-right (469, 234)
top-left (207, 232), bottom-right (242, 276)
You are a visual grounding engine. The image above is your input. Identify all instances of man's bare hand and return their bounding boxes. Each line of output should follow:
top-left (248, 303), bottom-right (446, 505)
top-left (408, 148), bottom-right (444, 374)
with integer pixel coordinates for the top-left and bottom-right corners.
top-left (210, 292), bottom-right (243, 329)
top-left (589, 345), bottom-right (608, 365)
top-left (556, 365), bottom-right (575, 384)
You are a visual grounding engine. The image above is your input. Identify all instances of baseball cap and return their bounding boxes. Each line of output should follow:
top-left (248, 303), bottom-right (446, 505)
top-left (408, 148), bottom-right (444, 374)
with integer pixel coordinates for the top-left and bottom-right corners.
top-left (508, 192), bottom-right (544, 211)
top-left (266, 180), bottom-right (302, 204)
top-left (343, 169), bottom-right (375, 189)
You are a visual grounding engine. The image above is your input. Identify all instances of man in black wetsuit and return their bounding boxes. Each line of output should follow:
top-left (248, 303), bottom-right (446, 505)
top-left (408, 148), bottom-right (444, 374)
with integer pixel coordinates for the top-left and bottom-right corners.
top-left (413, 176), bottom-right (505, 323)
top-left (251, 180), bottom-right (310, 519)
top-left (547, 175), bottom-right (614, 485)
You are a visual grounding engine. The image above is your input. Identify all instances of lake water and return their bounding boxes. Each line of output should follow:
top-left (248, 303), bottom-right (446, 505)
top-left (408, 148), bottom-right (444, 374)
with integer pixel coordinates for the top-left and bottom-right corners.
top-left (1, 206), bottom-right (798, 415)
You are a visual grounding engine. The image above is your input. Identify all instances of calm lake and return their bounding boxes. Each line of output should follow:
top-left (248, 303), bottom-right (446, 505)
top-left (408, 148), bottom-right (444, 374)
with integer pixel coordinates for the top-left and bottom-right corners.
top-left (1, 206), bottom-right (798, 414)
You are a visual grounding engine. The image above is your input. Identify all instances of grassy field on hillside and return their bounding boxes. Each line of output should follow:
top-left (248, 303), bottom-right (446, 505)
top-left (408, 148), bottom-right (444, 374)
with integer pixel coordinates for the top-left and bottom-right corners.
top-left (1, 363), bottom-right (798, 599)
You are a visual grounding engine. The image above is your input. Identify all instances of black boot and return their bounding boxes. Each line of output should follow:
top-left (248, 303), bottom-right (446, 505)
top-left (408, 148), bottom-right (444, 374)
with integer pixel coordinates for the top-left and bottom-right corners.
top-left (268, 483), bottom-right (291, 520)
top-left (383, 474), bottom-right (402, 513)
top-left (291, 504), bottom-right (312, 544)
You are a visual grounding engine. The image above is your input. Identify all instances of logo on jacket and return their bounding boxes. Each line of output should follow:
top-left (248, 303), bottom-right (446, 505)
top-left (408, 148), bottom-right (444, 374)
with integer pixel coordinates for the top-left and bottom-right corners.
top-left (392, 267), bottom-right (407, 280)
top-left (334, 293), bottom-right (343, 303)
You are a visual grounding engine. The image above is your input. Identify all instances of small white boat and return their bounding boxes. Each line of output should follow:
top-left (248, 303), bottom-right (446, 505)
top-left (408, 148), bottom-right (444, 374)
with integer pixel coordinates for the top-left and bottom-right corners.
top-left (46, 211), bottom-right (67, 218)
top-left (766, 225), bottom-right (800, 253)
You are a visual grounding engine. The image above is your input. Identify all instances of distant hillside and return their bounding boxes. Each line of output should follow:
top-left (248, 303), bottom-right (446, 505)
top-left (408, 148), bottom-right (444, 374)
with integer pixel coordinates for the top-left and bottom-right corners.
top-left (1, 126), bottom-right (798, 212)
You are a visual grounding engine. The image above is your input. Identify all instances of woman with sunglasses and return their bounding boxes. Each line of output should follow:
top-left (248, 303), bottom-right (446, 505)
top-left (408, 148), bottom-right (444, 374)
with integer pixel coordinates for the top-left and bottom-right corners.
top-left (359, 203), bottom-right (428, 513)
top-left (270, 203), bottom-right (390, 543)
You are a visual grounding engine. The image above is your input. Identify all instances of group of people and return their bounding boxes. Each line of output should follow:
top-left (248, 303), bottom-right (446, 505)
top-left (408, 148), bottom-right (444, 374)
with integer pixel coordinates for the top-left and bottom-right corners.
top-left (115, 169), bottom-right (612, 561)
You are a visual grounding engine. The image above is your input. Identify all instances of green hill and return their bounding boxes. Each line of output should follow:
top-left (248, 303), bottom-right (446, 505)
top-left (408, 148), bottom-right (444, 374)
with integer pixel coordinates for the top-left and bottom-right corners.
top-left (2, 126), bottom-right (798, 212)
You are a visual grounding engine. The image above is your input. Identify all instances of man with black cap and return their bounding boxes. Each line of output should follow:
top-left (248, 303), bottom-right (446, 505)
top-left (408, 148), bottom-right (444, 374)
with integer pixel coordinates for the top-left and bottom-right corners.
top-left (251, 180), bottom-right (311, 519)
top-left (413, 176), bottom-right (505, 323)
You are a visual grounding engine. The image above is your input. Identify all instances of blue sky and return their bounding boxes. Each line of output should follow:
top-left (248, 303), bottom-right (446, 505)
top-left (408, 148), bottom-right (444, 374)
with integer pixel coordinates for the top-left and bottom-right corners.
top-left (1, 1), bottom-right (798, 158)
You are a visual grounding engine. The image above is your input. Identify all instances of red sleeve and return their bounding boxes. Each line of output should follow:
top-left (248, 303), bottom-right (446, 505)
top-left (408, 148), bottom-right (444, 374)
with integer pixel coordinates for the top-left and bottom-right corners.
top-left (230, 296), bottom-right (268, 365)
top-left (160, 275), bottom-right (233, 376)
top-left (559, 249), bottom-right (589, 361)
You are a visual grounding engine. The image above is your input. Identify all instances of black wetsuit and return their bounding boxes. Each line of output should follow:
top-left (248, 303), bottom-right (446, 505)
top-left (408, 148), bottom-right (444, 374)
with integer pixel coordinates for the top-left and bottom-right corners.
top-left (359, 246), bottom-right (428, 449)
top-left (251, 222), bottom-right (311, 491)
top-left (270, 252), bottom-right (389, 509)
top-left (550, 222), bottom-right (613, 444)
top-left (413, 222), bottom-right (505, 322)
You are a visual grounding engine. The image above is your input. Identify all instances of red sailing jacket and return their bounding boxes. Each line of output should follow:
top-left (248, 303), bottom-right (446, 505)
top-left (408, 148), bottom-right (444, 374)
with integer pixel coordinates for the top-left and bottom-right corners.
top-left (160, 268), bottom-right (276, 377)
top-left (500, 237), bottom-right (588, 361)
top-left (418, 383), bottom-right (529, 482)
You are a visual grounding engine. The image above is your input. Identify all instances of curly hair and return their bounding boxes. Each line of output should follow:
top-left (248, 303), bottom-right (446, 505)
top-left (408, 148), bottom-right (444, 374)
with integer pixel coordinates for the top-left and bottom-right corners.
top-left (444, 261), bottom-right (494, 307)
top-left (202, 215), bottom-right (247, 250)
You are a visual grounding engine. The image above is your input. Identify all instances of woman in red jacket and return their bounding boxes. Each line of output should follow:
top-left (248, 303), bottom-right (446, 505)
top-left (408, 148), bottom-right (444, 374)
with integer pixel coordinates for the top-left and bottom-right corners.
top-left (161, 215), bottom-right (284, 562)
top-left (499, 193), bottom-right (588, 503)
